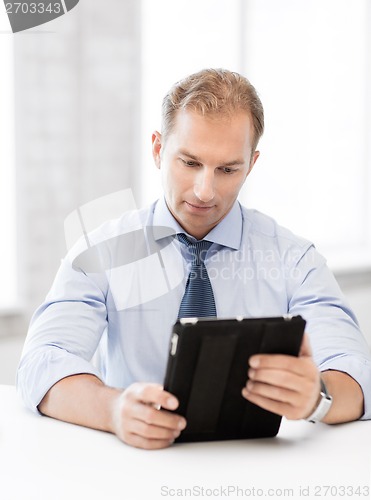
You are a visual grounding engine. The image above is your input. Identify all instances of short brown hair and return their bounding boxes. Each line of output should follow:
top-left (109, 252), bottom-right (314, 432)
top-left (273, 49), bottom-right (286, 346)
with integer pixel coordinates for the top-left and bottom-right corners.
top-left (161, 68), bottom-right (264, 151)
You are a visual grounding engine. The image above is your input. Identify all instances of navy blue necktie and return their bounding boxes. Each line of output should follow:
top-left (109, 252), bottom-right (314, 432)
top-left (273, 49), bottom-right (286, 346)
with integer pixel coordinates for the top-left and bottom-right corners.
top-left (177, 234), bottom-right (217, 318)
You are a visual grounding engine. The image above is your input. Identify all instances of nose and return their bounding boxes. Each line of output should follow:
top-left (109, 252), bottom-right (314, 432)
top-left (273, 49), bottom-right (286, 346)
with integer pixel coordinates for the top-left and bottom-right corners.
top-left (194, 168), bottom-right (215, 203)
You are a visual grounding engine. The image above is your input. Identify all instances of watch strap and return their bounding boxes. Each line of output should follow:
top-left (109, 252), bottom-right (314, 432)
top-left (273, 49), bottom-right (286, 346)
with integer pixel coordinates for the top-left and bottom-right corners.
top-left (306, 378), bottom-right (333, 423)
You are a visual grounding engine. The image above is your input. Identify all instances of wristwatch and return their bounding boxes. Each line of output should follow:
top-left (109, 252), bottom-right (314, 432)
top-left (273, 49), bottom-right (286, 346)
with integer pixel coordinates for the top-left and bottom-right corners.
top-left (305, 378), bottom-right (333, 423)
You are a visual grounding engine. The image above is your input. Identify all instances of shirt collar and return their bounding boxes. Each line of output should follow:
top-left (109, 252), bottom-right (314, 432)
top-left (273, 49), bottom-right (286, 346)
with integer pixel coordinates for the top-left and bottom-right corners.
top-left (152, 197), bottom-right (242, 250)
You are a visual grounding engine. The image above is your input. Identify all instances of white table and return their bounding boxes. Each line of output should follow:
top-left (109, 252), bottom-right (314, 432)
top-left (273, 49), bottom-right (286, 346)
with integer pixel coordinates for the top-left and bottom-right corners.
top-left (0, 385), bottom-right (370, 500)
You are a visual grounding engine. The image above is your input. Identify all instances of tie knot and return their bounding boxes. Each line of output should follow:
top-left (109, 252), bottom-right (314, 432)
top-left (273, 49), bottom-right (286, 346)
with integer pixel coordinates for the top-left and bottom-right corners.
top-left (177, 234), bottom-right (212, 264)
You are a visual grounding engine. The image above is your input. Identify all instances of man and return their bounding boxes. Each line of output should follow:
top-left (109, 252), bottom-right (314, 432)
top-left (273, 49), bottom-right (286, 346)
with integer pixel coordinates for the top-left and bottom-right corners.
top-left (17, 68), bottom-right (371, 450)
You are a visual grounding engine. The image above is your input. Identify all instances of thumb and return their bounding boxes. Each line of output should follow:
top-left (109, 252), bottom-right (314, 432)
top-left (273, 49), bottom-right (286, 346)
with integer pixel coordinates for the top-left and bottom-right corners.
top-left (299, 332), bottom-right (312, 357)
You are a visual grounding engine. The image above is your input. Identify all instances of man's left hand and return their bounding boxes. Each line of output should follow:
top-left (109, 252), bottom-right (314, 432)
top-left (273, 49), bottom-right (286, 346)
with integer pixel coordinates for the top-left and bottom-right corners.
top-left (242, 333), bottom-right (320, 420)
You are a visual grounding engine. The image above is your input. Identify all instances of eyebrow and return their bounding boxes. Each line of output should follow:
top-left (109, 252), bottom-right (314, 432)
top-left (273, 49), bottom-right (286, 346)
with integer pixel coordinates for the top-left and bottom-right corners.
top-left (178, 149), bottom-right (245, 167)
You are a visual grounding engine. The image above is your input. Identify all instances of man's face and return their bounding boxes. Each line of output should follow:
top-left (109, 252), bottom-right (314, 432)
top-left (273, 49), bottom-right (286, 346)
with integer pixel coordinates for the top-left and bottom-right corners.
top-left (152, 109), bottom-right (259, 240)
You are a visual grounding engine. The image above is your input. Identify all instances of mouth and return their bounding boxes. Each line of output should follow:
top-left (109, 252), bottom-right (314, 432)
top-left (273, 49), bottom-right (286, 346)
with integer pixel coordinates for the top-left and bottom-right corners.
top-left (185, 201), bottom-right (215, 210)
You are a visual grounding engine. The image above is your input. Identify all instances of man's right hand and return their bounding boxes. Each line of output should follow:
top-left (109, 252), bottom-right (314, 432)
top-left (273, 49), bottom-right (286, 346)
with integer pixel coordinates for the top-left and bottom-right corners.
top-left (111, 382), bottom-right (187, 449)
top-left (39, 375), bottom-right (186, 451)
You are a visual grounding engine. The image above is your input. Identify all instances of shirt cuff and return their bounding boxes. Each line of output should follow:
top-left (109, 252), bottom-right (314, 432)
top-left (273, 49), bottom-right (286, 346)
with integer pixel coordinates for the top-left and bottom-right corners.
top-left (16, 348), bottom-right (102, 415)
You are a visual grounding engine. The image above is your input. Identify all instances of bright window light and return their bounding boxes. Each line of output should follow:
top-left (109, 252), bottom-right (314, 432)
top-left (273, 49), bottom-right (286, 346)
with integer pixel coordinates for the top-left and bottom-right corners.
top-left (239, 0), bottom-right (371, 272)
top-left (141, 0), bottom-right (371, 272)
top-left (140, 0), bottom-right (242, 206)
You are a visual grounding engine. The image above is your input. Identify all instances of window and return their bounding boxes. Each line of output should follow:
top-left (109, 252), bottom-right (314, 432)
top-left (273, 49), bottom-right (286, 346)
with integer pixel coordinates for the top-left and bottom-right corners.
top-left (0, 12), bottom-right (16, 309)
top-left (139, 0), bottom-right (242, 204)
top-left (239, 0), bottom-right (371, 272)
top-left (140, 0), bottom-right (371, 272)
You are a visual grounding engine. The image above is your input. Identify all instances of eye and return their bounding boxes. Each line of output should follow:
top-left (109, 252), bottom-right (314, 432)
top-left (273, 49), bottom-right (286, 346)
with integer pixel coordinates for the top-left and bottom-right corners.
top-left (181, 159), bottom-right (200, 167)
top-left (220, 167), bottom-right (236, 174)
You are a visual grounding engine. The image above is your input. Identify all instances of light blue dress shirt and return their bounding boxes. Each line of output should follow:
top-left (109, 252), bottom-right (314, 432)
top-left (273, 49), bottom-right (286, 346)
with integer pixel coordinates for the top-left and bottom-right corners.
top-left (17, 198), bottom-right (371, 419)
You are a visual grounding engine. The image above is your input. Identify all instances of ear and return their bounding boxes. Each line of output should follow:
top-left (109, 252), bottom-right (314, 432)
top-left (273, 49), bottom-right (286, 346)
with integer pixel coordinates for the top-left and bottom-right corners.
top-left (152, 131), bottom-right (162, 169)
top-left (245, 150), bottom-right (260, 179)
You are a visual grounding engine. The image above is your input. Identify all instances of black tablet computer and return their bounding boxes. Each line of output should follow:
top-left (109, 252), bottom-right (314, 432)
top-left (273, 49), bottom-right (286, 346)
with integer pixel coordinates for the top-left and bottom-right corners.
top-left (163, 315), bottom-right (306, 442)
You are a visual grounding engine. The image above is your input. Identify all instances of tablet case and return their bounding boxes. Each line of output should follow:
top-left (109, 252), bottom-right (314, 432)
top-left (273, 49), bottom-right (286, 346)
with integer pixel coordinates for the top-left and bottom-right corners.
top-left (163, 315), bottom-right (306, 442)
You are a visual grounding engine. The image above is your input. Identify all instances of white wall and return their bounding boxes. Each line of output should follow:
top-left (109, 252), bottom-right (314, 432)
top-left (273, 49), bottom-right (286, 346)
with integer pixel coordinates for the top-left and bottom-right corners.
top-left (337, 273), bottom-right (371, 346)
top-left (0, 0), bottom-right (141, 337)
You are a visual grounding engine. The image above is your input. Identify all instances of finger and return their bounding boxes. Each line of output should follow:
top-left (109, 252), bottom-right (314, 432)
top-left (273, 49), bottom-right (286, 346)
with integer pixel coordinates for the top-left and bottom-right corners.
top-left (243, 375), bottom-right (319, 420)
top-left (243, 379), bottom-right (298, 406)
top-left (247, 367), bottom-right (312, 393)
top-left (249, 332), bottom-right (314, 372)
top-left (242, 389), bottom-right (304, 420)
top-left (128, 418), bottom-right (182, 441)
top-left (249, 353), bottom-right (314, 376)
top-left (130, 401), bottom-right (187, 431)
top-left (242, 380), bottom-right (314, 420)
top-left (299, 332), bottom-right (312, 357)
top-left (129, 383), bottom-right (179, 411)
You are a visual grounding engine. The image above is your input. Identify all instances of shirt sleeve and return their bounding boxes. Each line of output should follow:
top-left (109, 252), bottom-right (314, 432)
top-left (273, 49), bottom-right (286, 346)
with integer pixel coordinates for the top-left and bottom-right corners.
top-left (16, 256), bottom-right (109, 413)
top-left (286, 245), bottom-right (371, 420)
